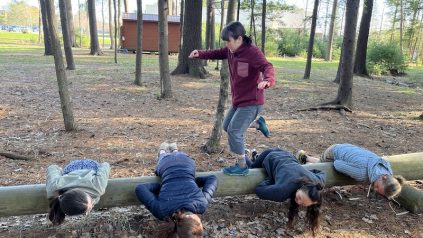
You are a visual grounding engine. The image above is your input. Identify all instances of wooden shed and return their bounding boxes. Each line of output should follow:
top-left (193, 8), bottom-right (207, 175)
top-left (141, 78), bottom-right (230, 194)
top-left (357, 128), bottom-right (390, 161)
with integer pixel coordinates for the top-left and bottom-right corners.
top-left (121, 13), bottom-right (181, 53)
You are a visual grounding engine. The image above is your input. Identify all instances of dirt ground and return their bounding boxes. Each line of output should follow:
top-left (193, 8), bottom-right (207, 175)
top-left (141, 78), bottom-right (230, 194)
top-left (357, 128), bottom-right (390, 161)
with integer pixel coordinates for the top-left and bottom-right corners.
top-left (0, 49), bottom-right (422, 238)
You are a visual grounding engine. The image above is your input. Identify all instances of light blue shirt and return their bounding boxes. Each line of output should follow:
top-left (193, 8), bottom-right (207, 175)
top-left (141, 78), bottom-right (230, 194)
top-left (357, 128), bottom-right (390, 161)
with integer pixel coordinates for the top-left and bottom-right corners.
top-left (332, 144), bottom-right (392, 183)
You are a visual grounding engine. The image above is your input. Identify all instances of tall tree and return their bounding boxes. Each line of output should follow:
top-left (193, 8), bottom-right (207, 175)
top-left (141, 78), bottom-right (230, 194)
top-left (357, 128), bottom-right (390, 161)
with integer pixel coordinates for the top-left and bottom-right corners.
top-left (325, 0), bottom-right (337, 61)
top-left (261, 0), bottom-right (266, 54)
top-left (327, 0), bottom-right (360, 107)
top-left (39, 0), bottom-right (53, 55)
top-left (113, 0), bottom-right (117, 63)
top-left (171, 0), bottom-right (207, 78)
top-left (45, 0), bottom-right (75, 131)
top-left (118, 0), bottom-right (122, 48)
top-left (65, 0), bottom-right (77, 47)
top-left (108, 0), bottom-right (114, 49)
top-left (400, 0), bottom-right (404, 53)
top-left (304, 0), bottom-right (319, 79)
top-left (215, 0), bottom-right (226, 70)
top-left (177, 0), bottom-right (184, 58)
top-left (87, 0), bottom-right (103, 55)
top-left (123, 0), bottom-right (128, 12)
top-left (78, 0), bottom-right (82, 47)
top-left (205, 0), bottom-right (215, 50)
top-left (59, 0), bottom-right (75, 70)
top-left (159, 0), bottom-right (172, 98)
top-left (353, 0), bottom-right (373, 77)
top-left (135, 0), bottom-right (143, 86)
top-left (202, 0), bottom-right (237, 153)
top-left (102, 0), bottom-right (105, 48)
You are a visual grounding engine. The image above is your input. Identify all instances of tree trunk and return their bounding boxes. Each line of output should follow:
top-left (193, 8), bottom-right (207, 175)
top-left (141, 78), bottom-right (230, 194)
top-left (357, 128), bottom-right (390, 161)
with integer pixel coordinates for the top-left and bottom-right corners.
top-left (123, 0), bottom-right (128, 13)
top-left (2, 152), bottom-right (423, 217)
top-left (113, 0), bottom-right (118, 63)
top-left (59, 0), bottom-right (76, 70)
top-left (202, 0), bottom-right (237, 153)
top-left (390, 4), bottom-right (398, 43)
top-left (353, 0), bottom-right (373, 77)
top-left (38, 3), bottom-right (42, 44)
top-left (237, 0), bottom-right (240, 21)
top-left (215, 0), bottom-right (226, 71)
top-left (102, 0), bottom-right (105, 49)
top-left (39, 0), bottom-right (53, 55)
top-left (45, 0), bottom-right (75, 131)
top-left (178, 0), bottom-right (184, 57)
top-left (322, 0), bottom-right (329, 40)
top-left (135, 0), bottom-right (143, 86)
top-left (108, 0), bottom-right (115, 49)
top-left (78, 0), bottom-right (82, 47)
top-left (261, 0), bottom-right (266, 54)
top-left (159, 0), bottom-right (172, 98)
top-left (65, 0), bottom-right (77, 47)
top-left (303, 0), bottom-right (309, 33)
top-left (118, 0), bottom-right (122, 48)
top-left (325, 0), bottom-right (337, 61)
top-left (88, 0), bottom-right (103, 55)
top-left (249, 0), bottom-right (254, 39)
top-left (206, 0), bottom-right (213, 50)
top-left (304, 0), bottom-right (319, 79)
top-left (399, 0), bottom-right (403, 53)
top-left (329, 0), bottom-right (360, 107)
top-left (171, 0), bottom-right (207, 78)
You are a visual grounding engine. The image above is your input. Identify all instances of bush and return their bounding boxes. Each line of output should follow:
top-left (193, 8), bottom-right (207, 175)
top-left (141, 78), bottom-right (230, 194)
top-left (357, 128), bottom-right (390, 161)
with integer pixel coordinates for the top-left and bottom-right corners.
top-left (277, 30), bottom-right (307, 57)
top-left (367, 42), bottom-right (408, 75)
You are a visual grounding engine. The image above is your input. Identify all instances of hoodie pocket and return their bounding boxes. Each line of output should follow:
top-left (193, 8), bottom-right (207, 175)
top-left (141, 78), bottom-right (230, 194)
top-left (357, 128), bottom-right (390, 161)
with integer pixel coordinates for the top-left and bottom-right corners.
top-left (237, 61), bottom-right (249, 78)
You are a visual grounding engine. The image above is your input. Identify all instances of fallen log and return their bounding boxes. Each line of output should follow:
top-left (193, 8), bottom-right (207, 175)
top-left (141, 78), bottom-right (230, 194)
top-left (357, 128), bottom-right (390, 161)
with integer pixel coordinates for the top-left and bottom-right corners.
top-left (0, 152), bottom-right (422, 217)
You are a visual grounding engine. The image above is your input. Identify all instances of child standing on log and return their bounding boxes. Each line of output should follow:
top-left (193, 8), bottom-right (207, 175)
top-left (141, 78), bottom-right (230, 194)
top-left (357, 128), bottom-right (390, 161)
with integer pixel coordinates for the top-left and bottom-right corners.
top-left (135, 142), bottom-right (218, 238)
top-left (297, 144), bottom-right (405, 199)
top-left (189, 21), bottom-right (276, 176)
top-left (246, 148), bottom-right (326, 236)
top-left (46, 159), bottom-right (110, 225)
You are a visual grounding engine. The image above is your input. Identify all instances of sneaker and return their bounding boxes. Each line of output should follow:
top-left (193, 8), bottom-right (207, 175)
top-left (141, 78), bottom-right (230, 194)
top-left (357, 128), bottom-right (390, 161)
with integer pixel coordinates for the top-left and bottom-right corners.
top-left (296, 150), bottom-right (307, 164)
top-left (222, 164), bottom-right (249, 176)
top-left (256, 116), bottom-right (270, 138)
top-left (168, 142), bottom-right (178, 152)
top-left (251, 149), bottom-right (258, 161)
top-left (158, 142), bottom-right (169, 156)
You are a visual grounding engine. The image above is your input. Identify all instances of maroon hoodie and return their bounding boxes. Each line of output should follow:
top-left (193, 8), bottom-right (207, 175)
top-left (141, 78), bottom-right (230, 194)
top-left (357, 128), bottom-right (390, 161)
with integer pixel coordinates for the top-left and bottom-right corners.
top-left (198, 43), bottom-right (275, 107)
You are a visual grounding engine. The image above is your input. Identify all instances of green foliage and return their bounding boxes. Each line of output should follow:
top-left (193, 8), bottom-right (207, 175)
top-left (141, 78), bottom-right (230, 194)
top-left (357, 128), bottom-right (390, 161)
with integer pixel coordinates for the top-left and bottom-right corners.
top-left (277, 30), bottom-right (307, 57)
top-left (367, 42), bottom-right (408, 75)
top-left (3, 1), bottom-right (39, 27)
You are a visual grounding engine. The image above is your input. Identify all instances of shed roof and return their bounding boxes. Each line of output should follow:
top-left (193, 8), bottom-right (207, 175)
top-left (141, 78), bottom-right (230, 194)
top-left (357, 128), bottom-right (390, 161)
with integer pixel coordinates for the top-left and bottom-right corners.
top-left (122, 13), bottom-right (180, 23)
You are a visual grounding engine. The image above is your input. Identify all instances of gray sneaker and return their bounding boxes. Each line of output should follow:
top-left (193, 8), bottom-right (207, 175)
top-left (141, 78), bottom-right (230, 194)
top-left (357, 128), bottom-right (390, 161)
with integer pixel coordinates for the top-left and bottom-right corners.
top-left (158, 142), bottom-right (169, 156)
top-left (168, 142), bottom-right (178, 152)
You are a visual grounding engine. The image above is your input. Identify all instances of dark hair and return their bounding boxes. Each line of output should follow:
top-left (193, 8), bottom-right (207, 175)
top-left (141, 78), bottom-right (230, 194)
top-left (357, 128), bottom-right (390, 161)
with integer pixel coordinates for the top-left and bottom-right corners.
top-left (221, 21), bottom-right (252, 44)
top-left (288, 179), bottom-right (323, 236)
top-left (157, 210), bottom-right (203, 238)
top-left (48, 189), bottom-right (91, 225)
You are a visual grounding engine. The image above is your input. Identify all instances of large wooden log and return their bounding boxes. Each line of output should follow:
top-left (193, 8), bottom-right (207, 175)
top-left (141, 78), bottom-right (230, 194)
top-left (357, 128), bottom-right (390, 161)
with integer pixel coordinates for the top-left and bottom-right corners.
top-left (0, 152), bottom-right (422, 217)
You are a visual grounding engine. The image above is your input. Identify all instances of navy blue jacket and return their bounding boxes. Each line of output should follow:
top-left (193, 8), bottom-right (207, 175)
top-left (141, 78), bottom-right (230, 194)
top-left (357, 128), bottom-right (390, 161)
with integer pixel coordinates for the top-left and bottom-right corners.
top-left (251, 149), bottom-right (326, 202)
top-left (135, 152), bottom-right (218, 220)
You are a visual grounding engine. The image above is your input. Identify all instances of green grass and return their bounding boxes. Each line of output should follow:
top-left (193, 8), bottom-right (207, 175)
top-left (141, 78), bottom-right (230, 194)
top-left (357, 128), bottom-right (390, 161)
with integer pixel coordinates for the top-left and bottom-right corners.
top-left (406, 66), bottom-right (423, 83)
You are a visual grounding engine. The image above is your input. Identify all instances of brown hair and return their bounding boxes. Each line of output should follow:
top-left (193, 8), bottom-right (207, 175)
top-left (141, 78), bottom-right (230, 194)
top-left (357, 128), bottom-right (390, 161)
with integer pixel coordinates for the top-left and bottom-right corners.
top-left (48, 189), bottom-right (91, 225)
top-left (157, 210), bottom-right (203, 238)
top-left (383, 175), bottom-right (406, 199)
top-left (288, 178), bottom-right (323, 236)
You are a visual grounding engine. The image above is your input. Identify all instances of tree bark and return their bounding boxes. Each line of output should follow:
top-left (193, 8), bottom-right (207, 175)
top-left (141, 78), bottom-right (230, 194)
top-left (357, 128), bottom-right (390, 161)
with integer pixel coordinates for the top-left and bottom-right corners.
top-left (215, 0), bottom-right (226, 71)
top-left (123, 0), bottom-right (128, 13)
top-left (205, 0), bottom-right (213, 50)
top-left (78, 0), bottom-right (82, 47)
top-left (108, 0), bottom-right (115, 49)
top-left (329, 0), bottom-right (360, 107)
top-left (303, 0), bottom-right (319, 79)
top-left (113, 0), bottom-right (118, 63)
top-left (322, 0), bottom-right (330, 40)
top-left (171, 0), bottom-right (207, 78)
top-left (353, 0), bottom-right (373, 77)
top-left (1, 152), bottom-right (423, 217)
top-left (59, 0), bottom-right (76, 70)
top-left (102, 0), bottom-right (105, 48)
top-left (45, 0), bottom-right (75, 131)
top-left (135, 0), bottom-right (143, 86)
top-left (261, 0), bottom-right (266, 54)
top-left (325, 0), bottom-right (337, 61)
top-left (399, 0), bottom-right (403, 53)
top-left (39, 0), bottom-right (53, 55)
top-left (178, 0), bottom-right (184, 56)
top-left (159, 0), bottom-right (172, 98)
top-left (65, 0), bottom-right (77, 47)
top-left (87, 0), bottom-right (103, 55)
top-left (202, 0), bottom-right (237, 153)
top-left (118, 0), bottom-right (122, 48)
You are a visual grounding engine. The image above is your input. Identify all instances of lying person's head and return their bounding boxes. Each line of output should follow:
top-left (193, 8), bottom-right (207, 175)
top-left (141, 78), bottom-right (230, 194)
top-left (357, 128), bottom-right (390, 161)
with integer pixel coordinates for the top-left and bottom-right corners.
top-left (158, 210), bottom-right (203, 238)
top-left (289, 179), bottom-right (324, 236)
top-left (48, 188), bottom-right (93, 225)
top-left (373, 175), bottom-right (405, 199)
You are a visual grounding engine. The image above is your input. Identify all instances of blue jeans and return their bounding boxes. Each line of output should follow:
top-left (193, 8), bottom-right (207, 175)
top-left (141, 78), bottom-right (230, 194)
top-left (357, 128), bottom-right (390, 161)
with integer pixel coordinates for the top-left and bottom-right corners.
top-left (223, 105), bottom-right (263, 155)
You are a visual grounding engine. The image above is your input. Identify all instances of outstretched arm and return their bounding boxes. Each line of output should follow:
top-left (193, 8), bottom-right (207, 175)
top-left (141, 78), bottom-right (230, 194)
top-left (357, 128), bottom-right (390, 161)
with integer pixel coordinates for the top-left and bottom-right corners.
top-left (46, 165), bottom-right (63, 197)
top-left (196, 175), bottom-right (218, 202)
top-left (135, 183), bottom-right (163, 220)
top-left (255, 178), bottom-right (287, 202)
